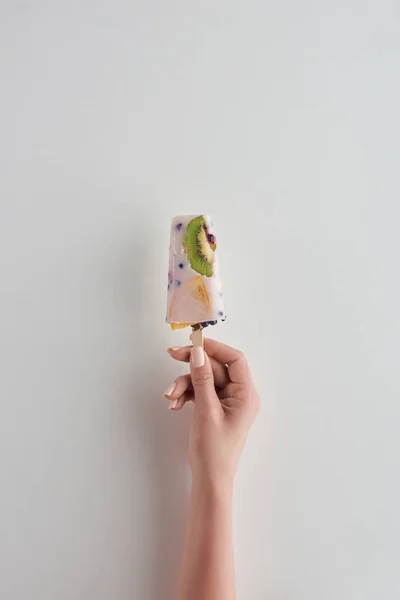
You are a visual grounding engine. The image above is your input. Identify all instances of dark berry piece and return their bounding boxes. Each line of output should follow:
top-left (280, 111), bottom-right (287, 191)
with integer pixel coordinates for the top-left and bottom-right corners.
top-left (207, 233), bottom-right (216, 245)
top-left (175, 280), bottom-right (182, 287)
top-left (178, 262), bottom-right (184, 269)
top-left (201, 321), bottom-right (209, 328)
top-left (176, 222), bottom-right (183, 231)
top-left (218, 311), bottom-right (224, 317)
top-left (209, 320), bottom-right (217, 326)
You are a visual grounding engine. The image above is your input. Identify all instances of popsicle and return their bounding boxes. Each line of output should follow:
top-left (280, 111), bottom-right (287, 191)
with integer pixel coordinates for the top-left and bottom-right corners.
top-left (166, 215), bottom-right (226, 341)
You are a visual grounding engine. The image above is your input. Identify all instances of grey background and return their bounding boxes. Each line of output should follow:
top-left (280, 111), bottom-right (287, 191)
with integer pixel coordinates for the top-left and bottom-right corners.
top-left (1, 1), bottom-right (399, 599)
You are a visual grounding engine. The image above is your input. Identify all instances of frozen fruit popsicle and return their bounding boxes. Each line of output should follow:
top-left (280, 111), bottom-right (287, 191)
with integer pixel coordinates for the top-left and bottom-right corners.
top-left (166, 215), bottom-right (226, 334)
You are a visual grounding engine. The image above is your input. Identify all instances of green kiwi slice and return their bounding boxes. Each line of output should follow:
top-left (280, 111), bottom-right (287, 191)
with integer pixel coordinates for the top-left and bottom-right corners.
top-left (183, 216), bottom-right (214, 277)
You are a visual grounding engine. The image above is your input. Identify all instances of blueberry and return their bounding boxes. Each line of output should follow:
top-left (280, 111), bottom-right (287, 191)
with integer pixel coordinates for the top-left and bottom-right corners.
top-left (178, 262), bottom-right (184, 269)
top-left (175, 280), bottom-right (182, 287)
top-left (176, 222), bottom-right (183, 231)
top-left (209, 320), bottom-right (217, 326)
top-left (201, 321), bottom-right (209, 328)
top-left (218, 311), bottom-right (224, 317)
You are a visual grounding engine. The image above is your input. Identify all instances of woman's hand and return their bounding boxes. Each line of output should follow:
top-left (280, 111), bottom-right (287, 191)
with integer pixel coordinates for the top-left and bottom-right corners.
top-left (166, 339), bottom-right (259, 599)
top-left (165, 339), bottom-right (260, 488)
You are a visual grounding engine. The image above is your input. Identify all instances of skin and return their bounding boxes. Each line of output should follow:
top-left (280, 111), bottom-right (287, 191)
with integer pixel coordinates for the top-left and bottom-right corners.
top-left (164, 339), bottom-right (260, 600)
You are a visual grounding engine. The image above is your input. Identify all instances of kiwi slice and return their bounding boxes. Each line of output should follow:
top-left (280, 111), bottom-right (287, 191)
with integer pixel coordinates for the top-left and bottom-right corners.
top-left (183, 216), bottom-right (215, 277)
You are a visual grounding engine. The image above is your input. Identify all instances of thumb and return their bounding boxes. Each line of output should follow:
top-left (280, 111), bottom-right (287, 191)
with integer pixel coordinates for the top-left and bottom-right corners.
top-left (190, 346), bottom-right (219, 408)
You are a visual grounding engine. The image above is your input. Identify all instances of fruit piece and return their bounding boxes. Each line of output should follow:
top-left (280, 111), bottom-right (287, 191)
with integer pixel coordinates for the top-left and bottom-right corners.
top-left (169, 276), bottom-right (212, 325)
top-left (183, 216), bottom-right (216, 277)
top-left (170, 322), bottom-right (195, 330)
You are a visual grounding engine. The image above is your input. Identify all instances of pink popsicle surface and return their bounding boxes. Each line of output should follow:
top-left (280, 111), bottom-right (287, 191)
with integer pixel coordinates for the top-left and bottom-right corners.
top-left (166, 215), bottom-right (226, 329)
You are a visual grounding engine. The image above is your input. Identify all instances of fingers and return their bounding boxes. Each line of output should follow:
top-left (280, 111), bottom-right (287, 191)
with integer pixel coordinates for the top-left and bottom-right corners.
top-left (169, 391), bottom-right (193, 411)
top-left (169, 340), bottom-right (250, 385)
top-left (190, 346), bottom-right (220, 411)
top-left (204, 338), bottom-right (250, 384)
top-left (168, 346), bottom-right (229, 388)
top-left (163, 374), bottom-right (193, 410)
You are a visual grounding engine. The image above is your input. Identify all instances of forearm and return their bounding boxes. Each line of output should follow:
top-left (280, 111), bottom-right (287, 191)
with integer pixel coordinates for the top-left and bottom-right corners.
top-left (178, 479), bottom-right (235, 600)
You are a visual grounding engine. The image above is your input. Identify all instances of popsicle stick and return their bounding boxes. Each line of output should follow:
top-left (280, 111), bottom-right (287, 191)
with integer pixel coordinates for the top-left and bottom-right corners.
top-left (190, 326), bottom-right (204, 349)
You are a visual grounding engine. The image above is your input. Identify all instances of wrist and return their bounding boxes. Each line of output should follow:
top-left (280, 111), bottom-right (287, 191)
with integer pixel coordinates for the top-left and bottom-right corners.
top-left (191, 474), bottom-right (234, 501)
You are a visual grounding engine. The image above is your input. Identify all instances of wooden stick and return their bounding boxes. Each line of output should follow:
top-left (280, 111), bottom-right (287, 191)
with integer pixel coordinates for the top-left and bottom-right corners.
top-left (190, 326), bottom-right (204, 349)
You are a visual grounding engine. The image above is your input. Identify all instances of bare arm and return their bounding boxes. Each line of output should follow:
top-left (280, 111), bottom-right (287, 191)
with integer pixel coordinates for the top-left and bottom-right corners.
top-left (165, 340), bottom-right (260, 600)
top-left (178, 481), bottom-right (234, 600)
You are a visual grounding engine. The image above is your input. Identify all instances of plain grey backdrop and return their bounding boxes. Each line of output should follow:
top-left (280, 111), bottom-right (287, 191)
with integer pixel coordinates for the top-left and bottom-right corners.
top-left (1, 1), bottom-right (399, 599)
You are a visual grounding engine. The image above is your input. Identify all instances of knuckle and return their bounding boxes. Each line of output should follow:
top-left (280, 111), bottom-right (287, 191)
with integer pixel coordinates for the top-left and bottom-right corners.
top-left (192, 371), bottom-right (213, 387)
top-left (229, 384), bottom-right (247, 399)
top-left (253, 392), bottom-right (261, 414)
top-left (236, 350), bottom-right (247, 363)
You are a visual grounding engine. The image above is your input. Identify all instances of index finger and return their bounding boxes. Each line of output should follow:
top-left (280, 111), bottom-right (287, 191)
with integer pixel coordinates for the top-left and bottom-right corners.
top-left (204, 338), bottom-right (250, 384)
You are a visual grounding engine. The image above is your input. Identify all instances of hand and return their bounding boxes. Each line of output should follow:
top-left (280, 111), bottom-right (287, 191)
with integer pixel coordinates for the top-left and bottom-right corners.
top-left (165, 339), bottom-right (260, 488)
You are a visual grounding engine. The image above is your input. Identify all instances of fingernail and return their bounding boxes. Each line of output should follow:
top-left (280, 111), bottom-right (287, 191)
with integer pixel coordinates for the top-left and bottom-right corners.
top-left (168, 398), bottom-right (178, 410)
top-left (167, 347), bottom-right (182, 353)
top-left (163, 382), bottom-right (176, 397)
top-left (191, 346), bottom-right (205, 368)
